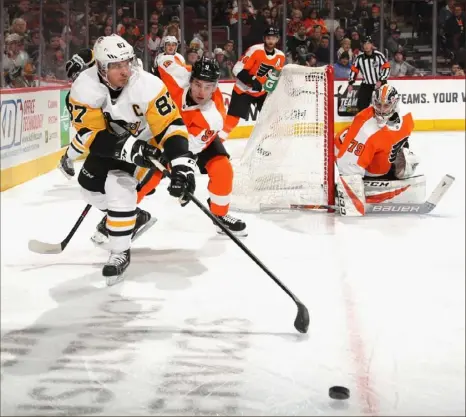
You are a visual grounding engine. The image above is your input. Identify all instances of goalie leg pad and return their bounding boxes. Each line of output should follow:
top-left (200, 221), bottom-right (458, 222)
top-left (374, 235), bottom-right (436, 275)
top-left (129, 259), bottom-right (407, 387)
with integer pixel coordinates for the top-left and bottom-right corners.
top-left (364, 175), bottom-right (426, 204)
top-left (336, 175), bottom-right (366, 216)
top-left (104, 170), bottom-right (138, 253)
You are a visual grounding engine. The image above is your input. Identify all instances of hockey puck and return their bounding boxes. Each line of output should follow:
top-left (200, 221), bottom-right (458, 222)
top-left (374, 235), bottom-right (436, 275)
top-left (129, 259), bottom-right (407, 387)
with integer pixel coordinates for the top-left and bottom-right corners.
top-left (329, 386), bottom-right (350, 400)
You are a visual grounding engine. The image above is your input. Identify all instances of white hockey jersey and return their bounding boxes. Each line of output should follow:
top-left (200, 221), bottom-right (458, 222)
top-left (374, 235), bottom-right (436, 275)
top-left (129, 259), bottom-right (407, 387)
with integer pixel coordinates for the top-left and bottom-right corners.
top-left (155, 52), bottom-right (185, 69)
top-left (68, 65), bottom-right (188, 156)
top-left (157, 54), bottom-right (226, 153)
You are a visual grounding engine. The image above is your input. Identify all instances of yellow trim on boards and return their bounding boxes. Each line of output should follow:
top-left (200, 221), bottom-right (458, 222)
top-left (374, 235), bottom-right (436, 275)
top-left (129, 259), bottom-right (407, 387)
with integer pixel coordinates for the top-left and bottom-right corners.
top-left (1, 149), bottom-right (65, 191)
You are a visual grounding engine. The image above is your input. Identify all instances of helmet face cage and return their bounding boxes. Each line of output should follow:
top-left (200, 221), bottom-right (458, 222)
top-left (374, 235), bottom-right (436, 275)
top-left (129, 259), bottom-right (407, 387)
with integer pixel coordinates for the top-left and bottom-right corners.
top-left (372, 85), bottom-right (399, 121)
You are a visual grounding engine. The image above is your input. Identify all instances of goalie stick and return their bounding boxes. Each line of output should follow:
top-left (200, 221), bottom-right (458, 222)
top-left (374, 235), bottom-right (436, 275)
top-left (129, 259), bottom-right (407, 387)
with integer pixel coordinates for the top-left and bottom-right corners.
top-left (290, 174), bottom-right (455, 215)
top-left (28, 205), bottom-right (157, 254)
top-left (151, 157), bottom-right (310, 334)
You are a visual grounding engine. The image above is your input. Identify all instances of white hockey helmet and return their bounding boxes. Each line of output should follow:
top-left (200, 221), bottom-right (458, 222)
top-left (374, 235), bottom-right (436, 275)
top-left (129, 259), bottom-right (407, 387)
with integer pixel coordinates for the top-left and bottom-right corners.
top-left (162, 35), bottom-right (178, 51)
top-left (93, 35), bottom-right (138, 86)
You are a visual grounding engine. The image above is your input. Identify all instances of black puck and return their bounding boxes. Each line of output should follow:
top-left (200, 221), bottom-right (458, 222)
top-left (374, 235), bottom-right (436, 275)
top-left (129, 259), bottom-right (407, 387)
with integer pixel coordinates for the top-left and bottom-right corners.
top-left (329, 386), bottom-right (350, 400)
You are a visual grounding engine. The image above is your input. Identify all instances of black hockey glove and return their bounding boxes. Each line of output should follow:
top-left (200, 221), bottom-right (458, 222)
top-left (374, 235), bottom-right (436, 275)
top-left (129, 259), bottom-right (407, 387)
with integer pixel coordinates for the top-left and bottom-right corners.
top-left (114, 136), bottom-right (159, 168)
top-left (251, 77), bottom-right (263, 92)
top-left (66, 54), bottom-right (86, 81)
top-left (168, 154), bottom-right (196, 206)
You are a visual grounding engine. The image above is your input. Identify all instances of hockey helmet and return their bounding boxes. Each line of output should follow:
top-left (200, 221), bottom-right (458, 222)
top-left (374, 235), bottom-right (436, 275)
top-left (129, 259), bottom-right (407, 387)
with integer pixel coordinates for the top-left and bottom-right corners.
top-left (163, 35), bottom-right (178, 47)
top-left (93, 35), bottom-right (136, 70)
top-left (190, 56), bottom-right (220, 83)
top-left (372, 84), bottom-right (399, 123)
top-left (93, 34), bottom-right (137, 88)
top-left (264, 27), bottom-right (280, 38)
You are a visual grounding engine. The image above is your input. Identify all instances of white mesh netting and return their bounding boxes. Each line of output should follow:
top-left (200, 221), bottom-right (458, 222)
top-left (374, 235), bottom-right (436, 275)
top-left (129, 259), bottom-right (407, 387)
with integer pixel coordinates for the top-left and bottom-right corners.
top-left (231, 64), bottom-right (333, 212)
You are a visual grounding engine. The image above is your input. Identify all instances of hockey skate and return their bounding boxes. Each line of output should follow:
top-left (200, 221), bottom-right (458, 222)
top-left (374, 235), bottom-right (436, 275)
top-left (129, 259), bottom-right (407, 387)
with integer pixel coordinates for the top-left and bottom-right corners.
top-left (91, 208), bottom-right (157, 249)
top-left (103, 249), bottom-right (130, 286)
top-left (214, 213), bottom-right (248, 237)
top-left (58, 154), bottom-right (75, 179)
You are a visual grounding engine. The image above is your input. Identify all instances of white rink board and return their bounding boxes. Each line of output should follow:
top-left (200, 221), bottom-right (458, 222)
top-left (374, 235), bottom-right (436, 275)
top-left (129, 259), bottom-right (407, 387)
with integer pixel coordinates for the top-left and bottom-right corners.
top-left (0, 90), bottom-right (61, 170)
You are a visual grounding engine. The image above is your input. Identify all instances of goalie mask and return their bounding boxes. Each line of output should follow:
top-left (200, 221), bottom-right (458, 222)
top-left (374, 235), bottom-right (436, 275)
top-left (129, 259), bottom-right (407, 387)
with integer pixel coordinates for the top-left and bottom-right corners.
top-left (372, 84), bottom-right (400, 126)
top-left (93, 34), bottom-right (139, 90)
top-left (189, 57), bottom-right (220, 105)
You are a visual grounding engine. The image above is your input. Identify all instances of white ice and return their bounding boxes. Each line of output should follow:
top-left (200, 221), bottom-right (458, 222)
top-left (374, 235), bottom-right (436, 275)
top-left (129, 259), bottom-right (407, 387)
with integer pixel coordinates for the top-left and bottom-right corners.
top-left (1, 132), bottom-right (464, 416)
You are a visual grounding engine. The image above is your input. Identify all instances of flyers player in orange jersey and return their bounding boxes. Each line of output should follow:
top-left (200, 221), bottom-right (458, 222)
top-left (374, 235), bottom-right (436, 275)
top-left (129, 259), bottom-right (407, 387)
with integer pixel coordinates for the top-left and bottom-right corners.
top-left (149, 55), bottom-right (248, 236)
top-left (335, 84), bottom-right (424, 216)
top-left (218, 27), bottom-right (285, 141)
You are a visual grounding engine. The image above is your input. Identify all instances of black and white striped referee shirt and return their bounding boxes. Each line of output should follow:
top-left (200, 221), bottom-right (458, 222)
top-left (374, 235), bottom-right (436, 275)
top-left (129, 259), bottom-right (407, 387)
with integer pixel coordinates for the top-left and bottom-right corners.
top-left (348, 50), bottom-right (390, 85)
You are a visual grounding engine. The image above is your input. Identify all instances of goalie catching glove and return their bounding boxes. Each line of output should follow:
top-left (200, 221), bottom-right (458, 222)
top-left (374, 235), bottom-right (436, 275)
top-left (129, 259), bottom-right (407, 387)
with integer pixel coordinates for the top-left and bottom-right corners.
top-left (115, 135), bottom-right (196, 206)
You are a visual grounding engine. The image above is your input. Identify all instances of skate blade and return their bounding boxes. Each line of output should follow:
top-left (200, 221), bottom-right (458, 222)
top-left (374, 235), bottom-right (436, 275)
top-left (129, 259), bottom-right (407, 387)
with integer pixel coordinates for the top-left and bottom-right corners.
top-left (106, 271), bottom-right (126, 287)
top-left (58, 166), bottom-right (74, 180)
top-left (132, 217), bottom-right (157, 242)
top-left (216, 227), bottom-right (248, 238)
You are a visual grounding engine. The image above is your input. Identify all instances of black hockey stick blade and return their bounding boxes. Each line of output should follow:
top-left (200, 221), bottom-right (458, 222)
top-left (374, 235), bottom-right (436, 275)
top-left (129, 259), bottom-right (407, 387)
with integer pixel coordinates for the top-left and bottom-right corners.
top-left (295, 301), bottom-right (310, 334)
top-left (28, 204), bottom-right (92, 254)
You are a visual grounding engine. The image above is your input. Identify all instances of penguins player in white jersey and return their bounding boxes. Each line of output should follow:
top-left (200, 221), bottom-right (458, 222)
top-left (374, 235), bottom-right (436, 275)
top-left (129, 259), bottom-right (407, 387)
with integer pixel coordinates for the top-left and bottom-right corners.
top-left (67, 35), bottom-right (196, 283)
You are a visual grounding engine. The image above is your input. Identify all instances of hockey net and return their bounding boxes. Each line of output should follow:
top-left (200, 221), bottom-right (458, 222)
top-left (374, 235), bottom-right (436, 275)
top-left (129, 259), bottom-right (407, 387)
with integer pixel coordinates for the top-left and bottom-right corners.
top-left (231, 64), bottom-right (335, 212)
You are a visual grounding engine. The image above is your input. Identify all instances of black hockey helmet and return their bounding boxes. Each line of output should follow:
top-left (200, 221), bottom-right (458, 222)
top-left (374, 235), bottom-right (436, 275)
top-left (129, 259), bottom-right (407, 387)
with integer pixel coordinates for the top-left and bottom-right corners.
top-left (363, 35), bottom-right (373, 44)
top-left (264, 27), bottom-right (280, 38)
top-left (191, 56), bottom-right (220, 83)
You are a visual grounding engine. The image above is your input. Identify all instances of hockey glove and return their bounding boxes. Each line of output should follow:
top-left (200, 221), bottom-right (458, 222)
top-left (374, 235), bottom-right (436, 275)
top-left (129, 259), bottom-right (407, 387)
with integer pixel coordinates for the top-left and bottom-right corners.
top-left (168, 154), bottom-right (196, 206)
top-left (66, 54), bottom-right (86, 81)
top-left (251, 76), bottom-right (263, 92)
top-left (115, 136), bottom-right (159, 168)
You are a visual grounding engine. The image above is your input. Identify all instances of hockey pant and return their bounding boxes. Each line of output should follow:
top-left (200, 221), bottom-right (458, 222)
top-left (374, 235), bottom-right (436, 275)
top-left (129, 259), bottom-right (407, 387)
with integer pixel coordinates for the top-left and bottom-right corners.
top-left (81, 170), bottom-right (138, 253)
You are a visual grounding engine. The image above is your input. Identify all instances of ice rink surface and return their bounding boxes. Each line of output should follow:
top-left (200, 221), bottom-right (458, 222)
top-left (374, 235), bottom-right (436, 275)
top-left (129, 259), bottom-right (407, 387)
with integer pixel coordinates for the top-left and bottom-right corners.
top-left (1, 132), bottom-right (465, 416)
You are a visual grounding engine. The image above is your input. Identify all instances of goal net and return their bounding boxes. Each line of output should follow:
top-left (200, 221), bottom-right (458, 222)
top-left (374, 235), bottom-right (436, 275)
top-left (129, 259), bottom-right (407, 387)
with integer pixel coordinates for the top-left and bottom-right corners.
top-left (231, 64), bottom-right (335, 212)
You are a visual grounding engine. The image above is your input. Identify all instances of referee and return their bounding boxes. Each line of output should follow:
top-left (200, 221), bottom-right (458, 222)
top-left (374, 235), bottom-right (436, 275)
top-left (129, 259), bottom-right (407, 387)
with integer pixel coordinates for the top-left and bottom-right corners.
top-left (348, 36), bottom-right (390, 111)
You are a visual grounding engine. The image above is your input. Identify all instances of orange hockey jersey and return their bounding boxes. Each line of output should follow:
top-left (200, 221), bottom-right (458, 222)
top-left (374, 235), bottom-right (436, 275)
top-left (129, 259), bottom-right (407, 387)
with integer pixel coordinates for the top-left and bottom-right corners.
top-left (232, 43), bottom-right (285, 97)
top-left (157, 55), bottom-right (226, 144)
top-left (336, 105), bottom-right (415, 177)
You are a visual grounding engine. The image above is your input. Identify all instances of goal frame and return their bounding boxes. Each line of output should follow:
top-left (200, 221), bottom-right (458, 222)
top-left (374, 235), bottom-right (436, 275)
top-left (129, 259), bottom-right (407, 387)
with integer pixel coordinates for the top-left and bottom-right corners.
top-left (231, 64), bottom-right (337, 213)
top-left (324, 65), bottom-right (335, 211)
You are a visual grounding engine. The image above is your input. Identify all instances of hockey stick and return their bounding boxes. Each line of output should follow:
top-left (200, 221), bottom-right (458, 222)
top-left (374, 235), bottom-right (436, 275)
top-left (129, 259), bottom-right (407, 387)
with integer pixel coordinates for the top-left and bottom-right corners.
top-left (152, 158), bottom-right (310, 334)
top-left (291, 174), bottom-right (455, 215)
top-left (28, 204), bottom-right (92, 254)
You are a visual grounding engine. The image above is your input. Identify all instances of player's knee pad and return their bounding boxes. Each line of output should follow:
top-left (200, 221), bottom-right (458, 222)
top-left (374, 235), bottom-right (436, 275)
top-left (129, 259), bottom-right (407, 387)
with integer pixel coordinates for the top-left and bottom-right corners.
top-left (104, 170), bottom-right (138, 253)
top-left (336, 174), bottom-right (366, 216)
top-left (394, 147), bottom-right (420, 179)
top-left (364, 174), bottom-right (426, 204)
top-left (80, 188), bottom-right (107, 211)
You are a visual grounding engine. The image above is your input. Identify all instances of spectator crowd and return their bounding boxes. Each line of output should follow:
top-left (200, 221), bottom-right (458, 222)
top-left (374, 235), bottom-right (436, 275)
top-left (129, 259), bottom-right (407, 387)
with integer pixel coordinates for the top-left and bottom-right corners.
top-left (2, 0), bottom-right (465, 87)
